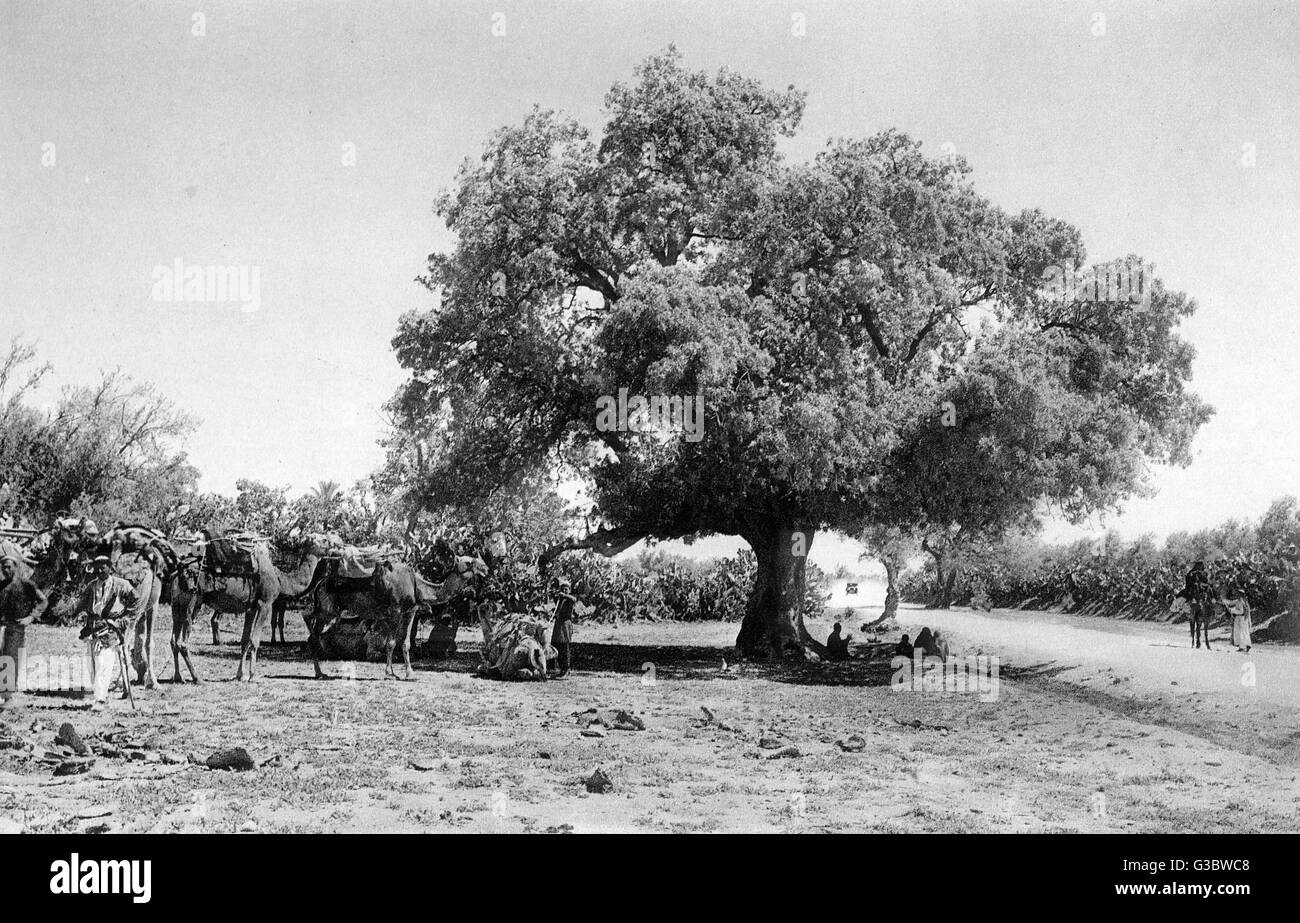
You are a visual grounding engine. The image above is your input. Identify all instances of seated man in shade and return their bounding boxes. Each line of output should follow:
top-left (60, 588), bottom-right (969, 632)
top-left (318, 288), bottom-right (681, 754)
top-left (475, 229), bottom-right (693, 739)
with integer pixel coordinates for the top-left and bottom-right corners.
top-left (825, 622), bottom-right (852, 661)
top-left (893, 633), bottom-right (914, 658)
top-left (913, 626), bottom-right (941, 658)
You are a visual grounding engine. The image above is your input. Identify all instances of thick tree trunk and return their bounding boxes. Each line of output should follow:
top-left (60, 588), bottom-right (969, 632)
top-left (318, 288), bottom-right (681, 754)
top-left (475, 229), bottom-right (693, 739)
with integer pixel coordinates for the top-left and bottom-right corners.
top-left (858, 553), bottom-right (903, 630)
top-left (924, 541), bottom-right (959, 609)
top-left (735, 524), bottom-right (824, 661)
top-left (882, 556), bottom-right (900, 619)
top-left (940, 564), bottom-right (958, 609)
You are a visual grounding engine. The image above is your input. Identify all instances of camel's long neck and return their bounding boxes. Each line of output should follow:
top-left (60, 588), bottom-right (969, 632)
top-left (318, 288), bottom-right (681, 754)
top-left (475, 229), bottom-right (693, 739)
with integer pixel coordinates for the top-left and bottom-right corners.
top-left (278, 552), bottom-right (323, 594)
top-left (31, 542), bottom-right (69, 593)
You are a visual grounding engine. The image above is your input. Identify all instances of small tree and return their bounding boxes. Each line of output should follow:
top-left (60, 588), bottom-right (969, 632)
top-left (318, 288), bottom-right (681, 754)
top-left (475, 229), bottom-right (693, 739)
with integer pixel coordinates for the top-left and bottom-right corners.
top-left (0, 341), bottom-right (200, 525)
top-left (859, 524), bottom-right (917, 622)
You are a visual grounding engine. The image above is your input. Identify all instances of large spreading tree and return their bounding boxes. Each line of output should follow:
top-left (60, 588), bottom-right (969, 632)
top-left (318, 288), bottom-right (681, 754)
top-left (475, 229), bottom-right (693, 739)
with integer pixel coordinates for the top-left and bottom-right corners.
top-left (388, 48), bottom-right (1211, 658)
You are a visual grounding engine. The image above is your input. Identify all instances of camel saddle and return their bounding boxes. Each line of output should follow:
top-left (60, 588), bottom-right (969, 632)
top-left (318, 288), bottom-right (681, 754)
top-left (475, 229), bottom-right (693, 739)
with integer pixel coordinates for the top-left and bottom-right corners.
top-left (0, 538), bottom-right (36, 579)
top-left (202, 531), bottom-right (267, 577)
top-left (336, 544), bottom-right (401, 579)
top-left (482, 612), bottom-right (555, 662)
top-left (455, 554), bottom-right (489, 578)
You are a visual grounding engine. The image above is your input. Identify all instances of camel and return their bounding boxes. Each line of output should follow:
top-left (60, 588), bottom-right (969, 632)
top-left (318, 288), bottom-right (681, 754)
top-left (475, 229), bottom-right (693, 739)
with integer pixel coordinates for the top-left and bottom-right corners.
top-left (5, 520), bottom-right (89, 600)
top-left (221, 547), bottom-right (334, 647)
top-left (475, 601), bottom-right (554, 681)
top-left (308, 561), bottom-right (466, 680)
top-left (167, 531), bottom-right (335, 683)
top-left (97, 523), bottom-right (179, 690)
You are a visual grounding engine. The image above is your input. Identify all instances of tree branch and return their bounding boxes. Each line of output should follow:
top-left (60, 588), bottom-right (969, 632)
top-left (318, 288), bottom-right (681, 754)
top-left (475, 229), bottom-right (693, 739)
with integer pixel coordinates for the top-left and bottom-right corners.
top-left (537, 524), bottom-right (648, 573)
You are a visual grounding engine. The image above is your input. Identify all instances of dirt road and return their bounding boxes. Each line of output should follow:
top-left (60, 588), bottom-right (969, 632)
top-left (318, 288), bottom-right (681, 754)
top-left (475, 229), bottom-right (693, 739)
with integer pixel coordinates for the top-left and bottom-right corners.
top-left (893, 605), bottom-right (1296, 707)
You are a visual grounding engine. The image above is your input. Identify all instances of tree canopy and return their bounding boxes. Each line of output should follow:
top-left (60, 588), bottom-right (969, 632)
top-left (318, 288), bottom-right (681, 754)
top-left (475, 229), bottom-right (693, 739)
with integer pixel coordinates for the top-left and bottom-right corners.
top-left (0, 339), bottom-right (199, 526)
top-left (388, 48), bottom-right (1211, 657)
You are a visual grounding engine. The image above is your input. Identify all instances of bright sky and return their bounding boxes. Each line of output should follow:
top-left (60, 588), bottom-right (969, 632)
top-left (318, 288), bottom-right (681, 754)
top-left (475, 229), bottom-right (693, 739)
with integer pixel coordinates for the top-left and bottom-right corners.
top-left (3, 0), bottom-right (1298, 553)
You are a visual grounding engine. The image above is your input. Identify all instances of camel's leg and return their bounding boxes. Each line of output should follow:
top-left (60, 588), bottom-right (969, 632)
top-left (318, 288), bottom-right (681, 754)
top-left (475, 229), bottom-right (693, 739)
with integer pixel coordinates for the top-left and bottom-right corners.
top-left (170, 624), bottom-right (199, 684)
top-left (270, 598), bottom-right (285, 645)
top-left (383, 630), bottom-right (397, 680)
top-left (136, 572), bottom-right (159, 689)
top-left (169, 631), bottom-right (183, 684)
top-left (174, 594), bottom-right (202, 684)
top-left (381, 602), bottom-right (400, 679)
top-left (382, 602), bottom-right (400, 680)
top-left (250, 598), bottom-right (275, 681)
top-left (308, 597), bottom-right (331, 680)
top-left (180, 630), bottom-right (201, 684)
top-left (234, 601), bottom-right (264, 683)
top-left (168, 631), bottom-right (198, 683)
top-left (399, 603), bottom-right (417, 680)
top-left (167, 589), bottom-right (189, 683)
top-left (141, 611), bottom-right (156, 688)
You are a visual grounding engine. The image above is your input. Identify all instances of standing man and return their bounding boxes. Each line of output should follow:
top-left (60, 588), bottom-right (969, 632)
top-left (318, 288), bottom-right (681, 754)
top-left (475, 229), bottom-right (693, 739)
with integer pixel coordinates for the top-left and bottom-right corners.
top-left (0, 552), bottom-right (48, 707)
top-left (550, 577), bottom-right (576, 678)
top-left (74, 555), bottom-right (138, 711)
top-left (1225, 579), bottom-right (1253, 653)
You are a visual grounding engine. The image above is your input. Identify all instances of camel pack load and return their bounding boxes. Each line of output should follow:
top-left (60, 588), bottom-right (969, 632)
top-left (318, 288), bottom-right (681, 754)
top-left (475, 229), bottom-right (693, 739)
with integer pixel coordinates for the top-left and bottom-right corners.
top-left (0, 535), bottom-right (36, 564)
top-left (192, 530), bottom-right (272, 578)
top-left (7, 517), bottom-right (538, 684)
top-left (476, 606), bottom-right (555, 680)
top-left (334, 543), bottom-right (403, 579)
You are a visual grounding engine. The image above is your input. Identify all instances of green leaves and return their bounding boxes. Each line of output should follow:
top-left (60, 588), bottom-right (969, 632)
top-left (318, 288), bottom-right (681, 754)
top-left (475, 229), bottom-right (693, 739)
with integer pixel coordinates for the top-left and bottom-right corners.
top-left (0, 345), bottom-right (199, 526)
top-left (389, 49), bottom-right (1210, 558)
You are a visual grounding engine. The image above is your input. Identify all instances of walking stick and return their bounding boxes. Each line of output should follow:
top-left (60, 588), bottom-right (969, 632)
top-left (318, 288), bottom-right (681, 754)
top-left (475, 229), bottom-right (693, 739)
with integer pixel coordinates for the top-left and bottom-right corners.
top-left (109, 623), bottom-right (136, 711)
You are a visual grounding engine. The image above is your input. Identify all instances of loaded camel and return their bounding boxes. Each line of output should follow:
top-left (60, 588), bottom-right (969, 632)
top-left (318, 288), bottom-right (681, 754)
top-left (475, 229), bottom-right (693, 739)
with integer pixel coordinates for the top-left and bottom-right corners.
top-left (475, 600), bottom-right (552, 680)
top-left (97, 523), bottom-right (181, 690)
top-left (167, 530), bottom-right (336, 683)
top-left (1, 518), bottom-right (95, 603)
top-left (307, 559), bottom-right (469, 680)
top-left (206, 535), bottom-right (324, 647)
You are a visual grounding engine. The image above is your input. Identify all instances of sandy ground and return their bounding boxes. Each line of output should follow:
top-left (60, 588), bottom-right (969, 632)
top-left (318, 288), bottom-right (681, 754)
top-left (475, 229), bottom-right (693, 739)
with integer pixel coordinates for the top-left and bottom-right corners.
top-left (1, 603), bottom-right (1298, 834)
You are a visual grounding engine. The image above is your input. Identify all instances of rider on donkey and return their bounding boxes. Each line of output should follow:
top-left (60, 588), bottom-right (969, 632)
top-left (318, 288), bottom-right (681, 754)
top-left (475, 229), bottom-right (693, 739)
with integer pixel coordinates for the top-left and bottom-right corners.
top-left (1182, 560), bottom-right (1214, 649)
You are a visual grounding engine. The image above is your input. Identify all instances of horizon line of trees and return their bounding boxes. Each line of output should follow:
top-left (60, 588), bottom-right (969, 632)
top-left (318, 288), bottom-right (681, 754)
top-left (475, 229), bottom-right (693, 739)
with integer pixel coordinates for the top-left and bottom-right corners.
top-left (896, 495), bottom-right (1300, 639)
